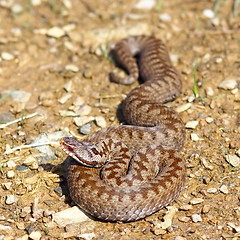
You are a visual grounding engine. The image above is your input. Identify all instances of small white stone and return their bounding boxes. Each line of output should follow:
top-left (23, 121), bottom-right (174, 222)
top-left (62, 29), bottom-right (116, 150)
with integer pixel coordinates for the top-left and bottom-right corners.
top-left (0, 224), bottom-right (12, 231)
top-left (7, 170), bottom-right (15, 178)
top-left (23, 156), bottom-right (37, 166)
top-left (207, 188), bottom-right (218, 193)
top-left (191, 214), bottom-right (202, 222)
top-left (11, 4), bottom-right (23, 13)
top-left (63, 81), bottom-right (73, 92)
top-left (190, 198), bottom-right (204, 205)
top-left (219, 184), bottom-right (229, 194)
top-left (175, 103), bottom-right (192, 113)
top-left (77, 233), bottom-right (95, 240)
top-left (6, 195), bottom-right (18, 205)
top-left (95, 116), bottom-right (107, 128)
top-left (74, 116), bottom-right (95, 127)
top-left (29, 231), bottom-right (41, 240)
top-left (58, 93), bottom-right (72, 104)
top-left (59, 110), bottom-right (76, 117)
top-left (11, 90), bottom-right (32, 103)
top-left (159, 13), bottom-right (171, 22)
top-left (206, 117), bottom-right (213, 123)
top-left (7, 160), bottom-right (16, 168)
top-left (73, 97), bottom-right (84, 106)
top-left (47, 27), bottom-right (65, 38)
top-left (62, 0), bottom-right (72, 9)
top-left (225, 154), bottom-right (240, 167)
top-left (203, 9), bottom-right (215, 19)
top-left (185, 121), bottom-right (199, 129)
top-left (218, 79), bottom-right (238, 90)
top-left (134, 0), bottom-right (156, 9)
top-left (227, 222), bottom-right (240, 233)
top-left (1, 52), bottom-right (15, 61)
top-left (31, 0), bottom-right (42, 6)
top-left (2, 182), bottom-right (12, 190)
top-left (52, 206), bottom-right (90, 227)
top-left (205, 86), bottom-right (214, 97)
top-left (65, 64), bottom-right (79, 72)
top-left (76, 104), bottom-right (92, 116)
top-left (201, 158), bottom-right (214, 170)
top-left (190, 133), bottom-right (200, 141)
top-left (187, 96), bottom-right (195, 103)
top-left (215, 57), bottom-right (223, 63)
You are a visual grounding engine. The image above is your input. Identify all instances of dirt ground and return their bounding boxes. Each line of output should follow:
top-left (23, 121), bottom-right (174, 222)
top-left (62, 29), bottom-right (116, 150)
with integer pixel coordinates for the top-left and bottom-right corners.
top-left (0, 0), bottom-right (239, 239)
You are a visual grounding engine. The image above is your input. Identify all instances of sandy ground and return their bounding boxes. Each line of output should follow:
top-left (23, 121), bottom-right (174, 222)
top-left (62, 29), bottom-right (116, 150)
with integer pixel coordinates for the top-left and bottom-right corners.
top-left (0, 0), bottom-right (239, 239)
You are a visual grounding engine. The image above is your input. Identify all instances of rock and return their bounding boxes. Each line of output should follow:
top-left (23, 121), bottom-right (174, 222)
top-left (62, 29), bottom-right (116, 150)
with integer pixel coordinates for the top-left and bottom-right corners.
top-left (218, 79), bottom-right (238, 90)
top-left (52, 206), bottom-right (90, 227)
top-left (185, 121), bottom-right (199, 129)
top-left (191, 214), bottom-right (202, 222)
top-left (205, 117), bottom-right (214, 123)
top-left (74, 116), bottom-right (95, 127)
top-left (76, 104), bottom-right (92, 116)
top-left (58, 93), bottom-right (72, 104)
top-left (134, 0), bottom-right (156, 10)
top-left (205, 86), bottom-right (214, 97)
top-left (11, 4), bottom-right (23, 14)
top-left (203, 9), bottom-right (215, 18)
top-left (65, 64), bottom-right (79, 72)
top-left (7, 170), bottom-right (15, 179)
top-left (95, 116), bottom-right (107, 128)
top-left (190, 198), bottom-right (204, 205)
top-left (219, 184), bottom-right (229, 194)
top-left (175, 103), bottom-right (192, 113)
top-left (225, 154), bottom-right (240, 167)
top-left (179, 204), bottom-right (193, 211)
top-left (202, 205), bottom-right (211, 214)
top-left (159, 206), bottom-right (178, 229)
top-left (7, 160), bottom-right (16, 168)
top-left (77, 233), bottom-right (95, 240)
top-left (1, 52), bottom-right (14, 61)
top-left (10, 90), bottom-right (32, 103)
top-left (2, 182), bottom-right (12, 190)
top-left (73, 97), bottom-right (85, 106)
top-left (63, 81), bottom-right (73, 92)
top-left (6, 195), bottom-right (18, 205)
top-left (31, 0), bottom-right (42, 6)
top-left (80, 123), bottom-right (92, 135)
top-left (227, 222), bottom-right (240, 233)
top-left (201, 158), bottom-right (214, 170)
top-left (178, 216), bottom-right (190, 222)
top-left (175, 237), bottom-right (187, 240)
top-left (190, 133), bottom-right (201, 141)
top-left (0, 224), bottom-right (12, 231)
top-left (207, 188), bottom-right (218, 194)
top-left (29, 231), bottom-right (41, 240)
top-left (47, 27), bottom-right (65, 38)
top-left (159, 13), bottom-right (171, 22)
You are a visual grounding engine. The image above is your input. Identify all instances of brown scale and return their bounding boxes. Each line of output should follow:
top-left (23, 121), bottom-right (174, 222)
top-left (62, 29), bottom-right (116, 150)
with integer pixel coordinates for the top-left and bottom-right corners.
top-left (60, 35), bottom-right (186, 222)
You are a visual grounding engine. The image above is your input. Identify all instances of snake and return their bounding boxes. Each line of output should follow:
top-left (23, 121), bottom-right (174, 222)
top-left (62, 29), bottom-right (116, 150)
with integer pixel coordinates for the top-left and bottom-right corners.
top-left (60, 35), bottom-right (186, 222)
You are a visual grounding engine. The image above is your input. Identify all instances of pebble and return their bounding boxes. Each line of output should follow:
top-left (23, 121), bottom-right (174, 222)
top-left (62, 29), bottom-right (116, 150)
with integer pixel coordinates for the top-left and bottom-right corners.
top-left (23, 156), bottom-right (37, 166)
top-left (205, 117), bottom-right (214, 123)
top-left (176, 103), bottom-right (192, 113)
top-left (202, 205), bottom-right (211, 214)
top-left (74, 116), bottom-right (95, 127)
top-left (63, 81), bottom-right (73, 92)
top-left (2, 182), bottom-right (12, 190)
top-left (205, 86), bottom-right (214, 97)
top-left (77, 233), bottom-right (95, 240)
top-left (219, 184), bottom-right (229, 194)
top-left (207, 188), bottom-right (218, 194)
top-left (187, 96), bottom-right (195, 103)
top-left (7, 160), bottom-right (16, 168)
top-left (11, 4), bottom-right (23, 14)
top-left (83, 69), bottom-right (93, 79)
top-left (58, 93), bottom-right (72, 104)
top-left (7, 170), bottom-right (15, 178)
top-left (190, 198), bottom-right (204, 205)
top-left (0, 224), bottom-right (12, 231)
top-left (65, 64), bottom-right (79, 72)
top-left (185, 120), bottom-right (199, 129)
top-left (175, 237), bottom-right (187, 240)
top-left (47, 27), bottom-right (65, 38)
top-left (6, 195), bottom-right (18, 205)
top-left (31, 0), bottom-right (42, 6)
top-left (134, 0), bottom-right (155, 10)
top-left (203, 9), bottom-right (215, 18)
top-left (179, 204), bottom-right (193, 211)
top-left (190, 133), bottom-right (201, 141)
top-left (1, 52), bottom-right (14, 61)
top-left (73, 97), bottom-right (85, 106)
top-left (10, 90), bottom-right (32, 103)
top-left (52, 206), bottom-right (90, 227)
top-left (191, 214), bottom-right (202, 222)
top-left (201, 158), bottom-right (214, 170)
top-left (225, 154), bottom-right (240, 167)
top-left (178, 216), bottom-right (190, 222)
top-left (218, 79), bottom-right (238, 90)
top-left (29, 231), bottom-right (41, 240)
top-left (80, 123), bottom-right (92, 135)
top-left (76, 104), bottom-right (92, 116)
top-left (227, 222), bottom-right (240, 233)
top-left (159, 13), bottom-right (171, 22)
top-left (95, 116), bottom-right (107, 128)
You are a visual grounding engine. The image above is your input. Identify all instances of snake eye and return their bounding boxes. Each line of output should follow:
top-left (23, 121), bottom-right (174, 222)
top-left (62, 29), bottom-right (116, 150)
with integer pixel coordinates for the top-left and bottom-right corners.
top-left (67, 146), bottom-right (74, 152)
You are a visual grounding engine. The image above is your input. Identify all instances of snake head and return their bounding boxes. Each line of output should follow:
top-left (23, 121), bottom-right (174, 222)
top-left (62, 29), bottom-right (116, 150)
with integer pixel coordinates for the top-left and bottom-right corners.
top-left (60, 137), bottom-right (103, 167)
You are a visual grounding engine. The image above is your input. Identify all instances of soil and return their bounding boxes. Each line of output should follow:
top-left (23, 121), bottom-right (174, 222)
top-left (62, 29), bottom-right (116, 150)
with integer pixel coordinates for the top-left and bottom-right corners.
top-left (0, 0), bottom-right (239, 239)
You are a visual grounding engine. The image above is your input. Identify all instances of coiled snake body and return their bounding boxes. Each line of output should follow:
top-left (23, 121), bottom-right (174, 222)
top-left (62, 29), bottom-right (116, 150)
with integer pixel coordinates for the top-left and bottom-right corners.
top-left (60, 35), bottom-right (186, 222)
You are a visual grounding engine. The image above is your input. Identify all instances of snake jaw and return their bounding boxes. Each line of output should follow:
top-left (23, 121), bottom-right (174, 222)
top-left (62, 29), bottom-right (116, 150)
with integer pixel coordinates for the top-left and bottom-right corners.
top-left (60, 137), bottom-right (102, 167)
